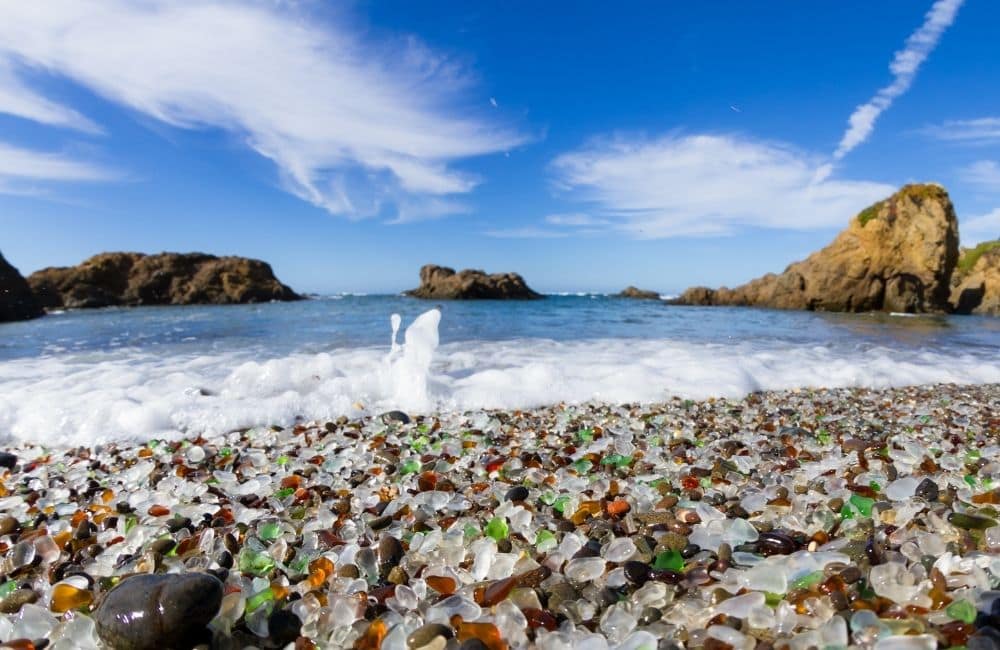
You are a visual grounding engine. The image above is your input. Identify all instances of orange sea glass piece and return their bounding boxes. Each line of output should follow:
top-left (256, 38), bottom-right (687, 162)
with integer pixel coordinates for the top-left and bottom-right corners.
top-left (455, 620), bottom-right (508, 650)
top-left (353, 618), bottom-right (388, 650)
top-left (425, 575), bottom-right (457, 595)
top-left (50, 583), bottom-right (93, 613)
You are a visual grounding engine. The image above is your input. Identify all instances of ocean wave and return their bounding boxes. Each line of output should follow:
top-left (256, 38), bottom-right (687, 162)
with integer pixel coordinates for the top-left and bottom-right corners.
top-left (0, 309), bottom-right (998, 445)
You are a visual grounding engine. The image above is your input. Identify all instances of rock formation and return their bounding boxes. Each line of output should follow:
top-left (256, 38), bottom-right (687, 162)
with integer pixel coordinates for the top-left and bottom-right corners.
top-left (617, 286), bottom-right (661, 300)
top-left (951, 241), bottom-right (1000, 316)
top-left (407, 264), bottom-right (542, 300)
top-left (0, 252), bottom-right (43, 323)
top-left (28, 252), bottom-right (301, 310)
top-left (673, 184), bottom-right (959, 313)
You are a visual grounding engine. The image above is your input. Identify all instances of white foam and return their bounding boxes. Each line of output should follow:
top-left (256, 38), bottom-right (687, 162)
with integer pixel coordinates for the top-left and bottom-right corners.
top-left (1, 309), bottom-right (998, 446)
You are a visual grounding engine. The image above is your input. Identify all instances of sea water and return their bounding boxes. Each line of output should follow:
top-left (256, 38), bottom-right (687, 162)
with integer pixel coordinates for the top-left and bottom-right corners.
top-left (1, 294), bottom-right (999, 445)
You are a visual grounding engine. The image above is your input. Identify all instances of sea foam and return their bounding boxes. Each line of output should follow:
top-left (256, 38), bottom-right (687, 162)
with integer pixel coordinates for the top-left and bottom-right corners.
top-left (1, 308), bottom-right (999, 445)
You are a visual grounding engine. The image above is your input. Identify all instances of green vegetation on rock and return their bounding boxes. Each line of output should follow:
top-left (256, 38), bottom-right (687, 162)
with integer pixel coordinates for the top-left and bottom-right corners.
top-left (957, 240), bottom-right (1000, 275)
top-left (856, 201), bottom-right (883, 227)
top-left (899, 183), bottom-right (946, 202)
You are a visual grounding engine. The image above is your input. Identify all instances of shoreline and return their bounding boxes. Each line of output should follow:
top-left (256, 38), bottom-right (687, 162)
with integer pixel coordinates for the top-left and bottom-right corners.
top-left (0, 382), bottom-right (998, 647)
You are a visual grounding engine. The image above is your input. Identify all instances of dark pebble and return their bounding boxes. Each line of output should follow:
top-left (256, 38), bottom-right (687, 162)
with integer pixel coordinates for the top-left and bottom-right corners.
top-left (623, 560), bottom-right (651, 585)
top-left (915, 478), bottom-right (939, 502)
top-left (838, 566), bottom-right (863, 584)
top-left (216, 549), bottom-right (234, 569)
top-left (505, 486), bottom-right (529, 502)
top-left (757, 531), bottom-right (796, 556)
top-left (166, 516), bottom-right (192, 534)
top-left (680, 543), bottom-right (700, 559)
top-left (93, 573), bottom-right (223, 650)
top-left (74, 520), bottom-right (95, 540)
top-left (268, 609), bottom-right (302, 646)
top-left (149, 538), bottom-right (176, 556)
top-left (380, 410), bottom-right (411, 425)
top-left (377, 535), bottom-right (405, 575)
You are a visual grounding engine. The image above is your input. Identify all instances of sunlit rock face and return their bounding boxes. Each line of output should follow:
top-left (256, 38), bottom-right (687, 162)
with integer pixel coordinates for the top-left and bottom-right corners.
top-left (674, 184), bottom-right (960, 314)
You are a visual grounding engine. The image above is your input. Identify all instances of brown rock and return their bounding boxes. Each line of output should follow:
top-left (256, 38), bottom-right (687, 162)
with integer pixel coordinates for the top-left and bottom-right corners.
top-left (406, 264), bottom-right (541, 300)
top-left (951, 242), bottom-right (1000, 315)
top-left (617, 286), bottom-right (660, 300)
top-left (672, 184), bottom-right (959, 313)
top-left (28, 252), bottom-right (301, 310)
top-left (0, 252), bottom-right (44, 322)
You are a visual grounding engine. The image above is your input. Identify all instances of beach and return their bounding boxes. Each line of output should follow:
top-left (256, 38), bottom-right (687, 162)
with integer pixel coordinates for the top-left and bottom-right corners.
top-left (0, 382), bottom-right (998, 648)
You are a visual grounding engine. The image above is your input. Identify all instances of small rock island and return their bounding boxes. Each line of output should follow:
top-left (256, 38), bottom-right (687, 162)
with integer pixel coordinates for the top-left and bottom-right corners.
top-left (617, 286), bottom-right (661, 300)
top-left (406, 264), bottom-right (542, 300)
top-left (28, 252), bottom-right (301, 310)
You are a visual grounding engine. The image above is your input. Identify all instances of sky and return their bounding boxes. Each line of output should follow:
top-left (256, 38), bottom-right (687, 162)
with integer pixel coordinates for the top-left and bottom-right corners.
top-left (1, 0), bottom-right (999, 294)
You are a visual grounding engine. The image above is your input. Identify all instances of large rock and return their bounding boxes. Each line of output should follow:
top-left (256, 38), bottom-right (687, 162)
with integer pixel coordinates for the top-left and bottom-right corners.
top-left (93, 573), bottom-right (223, 650)
top-left (0, 252), bottom-right (43, 322)
top-left (406, 264), bottom-right (542, 300)
top-left (617, 286), bottom-right (660, 300)
top-left (673, 184), bottom-right (959, 313)
top-left (951, 241), bottom-right (1000, 315)
top-left (28, 252), bottom-right (301, 310)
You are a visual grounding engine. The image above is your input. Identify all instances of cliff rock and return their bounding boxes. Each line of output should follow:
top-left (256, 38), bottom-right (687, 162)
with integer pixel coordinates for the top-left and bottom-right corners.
top-left (28, 252), bottom-right (301, 310)
top-left (673, 184), bottom-right (959, 313)
top-left (951, 241), bottom-right (1000, 315)
top-left (0, 252), bottom-right (44, 322)
top-left (406, 264), bottom-right (542, 300)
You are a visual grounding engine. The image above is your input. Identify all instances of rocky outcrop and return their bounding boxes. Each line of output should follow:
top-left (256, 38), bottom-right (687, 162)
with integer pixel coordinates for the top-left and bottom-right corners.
top-left (0, 252), bottom-right (43, 323)
top-left (951, 242), bottom-right (1000, 315)
top-left (407, 264), bottom-right (542, 300)
top-left (28, 252), bottom-right (301, 310)
top-left (673, 184), bottom-right (959, 313)
top-left (617, 286), bottom-right (660, 300)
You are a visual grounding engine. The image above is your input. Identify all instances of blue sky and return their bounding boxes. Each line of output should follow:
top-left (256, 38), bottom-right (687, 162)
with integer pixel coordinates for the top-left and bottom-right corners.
top-left (1, 0), bottom-right (999, 294)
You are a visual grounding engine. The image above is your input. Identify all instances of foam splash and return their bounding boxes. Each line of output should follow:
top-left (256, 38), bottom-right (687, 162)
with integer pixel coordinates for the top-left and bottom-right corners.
top-left (0, 308), bottom-right (999, 446)
top-left (385, 309), bottom-right (440, 412)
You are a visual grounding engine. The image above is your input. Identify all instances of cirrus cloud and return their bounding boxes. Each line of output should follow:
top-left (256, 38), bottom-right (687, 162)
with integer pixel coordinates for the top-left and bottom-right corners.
top-left (550, 133), bottom-right (895, 238)
top-left (0, 0), bottom-right (524, 219)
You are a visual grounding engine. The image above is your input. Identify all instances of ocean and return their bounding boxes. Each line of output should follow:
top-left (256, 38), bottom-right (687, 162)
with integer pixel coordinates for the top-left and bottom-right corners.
top-left (1, 294), bottom-right (999, 446)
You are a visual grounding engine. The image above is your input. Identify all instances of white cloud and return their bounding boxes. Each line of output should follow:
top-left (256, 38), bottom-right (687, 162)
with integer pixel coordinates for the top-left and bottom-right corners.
top-left (961, 161), bottom-right (1000, 190)
top-left (0, 61), bottom-right (101, 134)
top-left (0, 141), bottom-right (117, 194)
top-left (833, 0), bottom-right (964, 161)
top-left (388, 198), bottom-right (471, 225)
top-left (544, 213), bottom-right (609, 227)
top-left (550, 134), bottom-right (894, 238)
top-left (962, 208), bottom-right (1000, 241)
top-left (921, 117), bottom-right (1000, 144)
top-left (485, 226), bottom-right (568, 239)
top-left (0, 0), bottom-right (524, 218)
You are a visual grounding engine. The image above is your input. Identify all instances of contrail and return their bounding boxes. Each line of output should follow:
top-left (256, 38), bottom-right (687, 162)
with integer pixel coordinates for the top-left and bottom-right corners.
top-left (833, 0), bottom-right (964, 161)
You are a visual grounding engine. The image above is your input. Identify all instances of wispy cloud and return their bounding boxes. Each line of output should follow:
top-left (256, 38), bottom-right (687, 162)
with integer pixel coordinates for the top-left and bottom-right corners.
top-left (962, 208), bottom-right (1000, 244)
top-left (920, 117), bottom-right (1000, 144)
top-left (0, 62), bottom-right (102, 134)
top-left (832, 0), bottom-right (964, 162)
top-left (0, 141), bottom-right (118, 195)
top-left (388, 198), bottom-right (471, 225)
top-left (550, 134), bottom-right (894, 238)
top-left (485, 226), bottom-right (569, 239)
top-left (544, 213), bottom-right (610, 227)
top-left (960, 160), bottom-right (1000, 191)
top-left (0, 0), bottom-right (524, 219)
